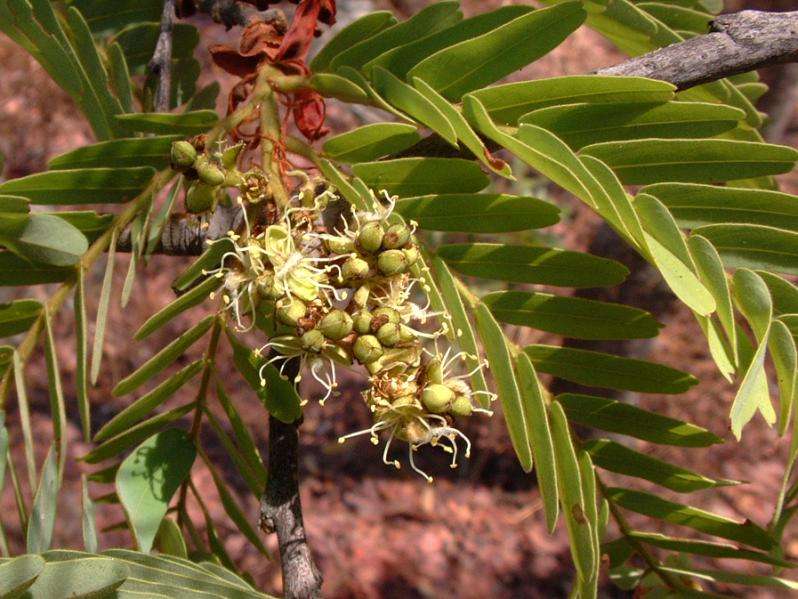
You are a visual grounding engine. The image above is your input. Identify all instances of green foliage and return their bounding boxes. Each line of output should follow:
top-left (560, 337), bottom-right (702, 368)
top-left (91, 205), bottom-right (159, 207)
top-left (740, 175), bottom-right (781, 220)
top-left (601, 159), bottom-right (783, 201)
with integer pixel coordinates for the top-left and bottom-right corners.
top-left (1, 0), bottom-right (797, 595)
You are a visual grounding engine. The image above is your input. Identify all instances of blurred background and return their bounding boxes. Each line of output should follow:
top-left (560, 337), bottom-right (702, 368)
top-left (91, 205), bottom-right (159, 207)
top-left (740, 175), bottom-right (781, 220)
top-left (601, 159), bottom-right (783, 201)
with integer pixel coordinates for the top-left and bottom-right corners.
top-left (1, 1), bottom-right (797, 597)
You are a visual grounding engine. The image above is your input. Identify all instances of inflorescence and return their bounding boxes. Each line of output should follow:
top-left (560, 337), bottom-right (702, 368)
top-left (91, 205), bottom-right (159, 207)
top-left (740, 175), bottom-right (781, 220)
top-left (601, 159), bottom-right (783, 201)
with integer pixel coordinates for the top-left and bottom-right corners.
top-left (171, 139), bottom-right (494, 482)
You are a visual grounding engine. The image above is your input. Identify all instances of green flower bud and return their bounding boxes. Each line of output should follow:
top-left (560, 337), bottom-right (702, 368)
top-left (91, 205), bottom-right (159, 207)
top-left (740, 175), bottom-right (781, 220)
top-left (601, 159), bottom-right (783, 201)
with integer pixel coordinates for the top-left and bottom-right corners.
top-left (402, 245), bottom-right (420, 267)
top-left (318, 309), bottom-right (353, 341)
top-left (450, 395), bottom-right (473, 417)
top-left (372, 307), bottom-right (401, 324)
top-left (325, 236), bottom-right (355, 255)
top-left (426, 357), bottom-right (444, 384)
top-left (224, 169), bottom-right (246, 188)
top-left (257, 273), bottom-right (282, 300)
top-left (398, 324), bottom-right (416, 343)
top-left (382, 223), bottom-right (411, 249)
top-left (170, 141), bottom-right (197, 171)
top-left (195, 155), bottom-right (226, 187)
top-left (301, 329), bottom-right (325, 352)
top-left (353, 334), bottom-right (384, 364)
top-left (376, 322), bottom-right (402, 347)
top-left (377, 249), bottom-right (409, 276)
top-left (341, 257), bottom-right (370, 281)
top-left (221, 142), bottom-right (245, 170)
top-left (276, 298), bottom-right (307, 326)
top-left (352, 310), bottom-right (373, 335)
top-left (353, 285), bottom-right (370, 308)
top-left (357, 221), bottom-right (384, 253)
top-left (185, 183), bottom-right (215, 213)
top-left (421, 383), bottom-right (455, 414)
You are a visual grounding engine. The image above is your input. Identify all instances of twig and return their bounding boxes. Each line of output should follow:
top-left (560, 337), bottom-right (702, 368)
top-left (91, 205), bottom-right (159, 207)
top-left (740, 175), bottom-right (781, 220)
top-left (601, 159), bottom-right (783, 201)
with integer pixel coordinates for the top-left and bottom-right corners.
top-left (596, 10), bottom-right (798, 90)
top-left (260, 361), bottom-right (323, 599)
top-left (149, 0), bottom-right (177, 112)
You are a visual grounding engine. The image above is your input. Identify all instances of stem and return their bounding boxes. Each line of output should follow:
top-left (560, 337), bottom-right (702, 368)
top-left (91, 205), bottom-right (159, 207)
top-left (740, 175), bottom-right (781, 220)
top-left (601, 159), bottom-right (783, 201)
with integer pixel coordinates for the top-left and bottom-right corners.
top-left (148, 0), bottom-right (176, 112)
top-left (260, 360), bottom-right (322, 599)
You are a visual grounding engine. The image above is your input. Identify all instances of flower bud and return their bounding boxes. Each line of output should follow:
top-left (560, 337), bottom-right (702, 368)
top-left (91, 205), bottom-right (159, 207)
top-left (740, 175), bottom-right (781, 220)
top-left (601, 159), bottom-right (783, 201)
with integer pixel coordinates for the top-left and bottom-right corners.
top-left (352, 285), bottom-right (370, 308)
top-left (170, 141), bottom-right (197, 171)
top-left (398, 325), bottom-right (416, 343)
top-left (185, 183), bottom-right (215, 213)
top-left (382, 223), bottom-right (411, 249)
top-left (450, 395), bottom-right (473, 417)
top-left (376, 322), bottom-right (402, 347)
top-left (221, 142), bottom-right (245, 170)
top-left (352, 310), bottom-right (373, 335)
top-left (195, 155), bottom-right (226, 187)
top-left (276, 298), bottom-right (307, 326)
top-left (421, 383), bottom-right (455, 414)
top-left (426, 358), bottom-right (444, 385)
top-left (325, 236), bottom-right (355, 255)
top-left (257, 273), bottom-right (282, 299)
top-left (318, 309), bottom-right (353, 341)
top-left (301, 329), bottom-right (325, 352)
top-left (377, 249), bottom-right (409, 276)
top-left (372, 307), bottom-right (401, 324)
top-left (402, 245), bottom-right (420, 267)
top-left (354, 334), bottom-right (383, 364)
top-left (357, 221), bottom-right (384, 253)
top-left (341, 257), bottom-right (370, 281)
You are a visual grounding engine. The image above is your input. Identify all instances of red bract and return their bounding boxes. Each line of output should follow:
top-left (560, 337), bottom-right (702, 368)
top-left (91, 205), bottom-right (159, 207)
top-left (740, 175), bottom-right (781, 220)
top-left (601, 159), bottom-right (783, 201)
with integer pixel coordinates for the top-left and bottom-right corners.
top-left (291, 88), bottom-right (329, 141)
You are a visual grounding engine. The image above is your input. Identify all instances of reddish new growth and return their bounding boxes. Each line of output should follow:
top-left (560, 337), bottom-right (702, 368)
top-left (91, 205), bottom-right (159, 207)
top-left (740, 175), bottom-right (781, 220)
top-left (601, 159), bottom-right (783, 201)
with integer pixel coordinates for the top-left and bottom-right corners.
top-left (209, 0), bottom-right (336, 145)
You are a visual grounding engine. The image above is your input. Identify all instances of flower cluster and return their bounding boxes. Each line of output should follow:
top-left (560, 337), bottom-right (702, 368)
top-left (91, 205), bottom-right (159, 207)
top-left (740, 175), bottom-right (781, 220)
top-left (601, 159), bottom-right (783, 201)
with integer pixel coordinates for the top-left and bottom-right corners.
top-left (172, 140), bottom-right (493, 480)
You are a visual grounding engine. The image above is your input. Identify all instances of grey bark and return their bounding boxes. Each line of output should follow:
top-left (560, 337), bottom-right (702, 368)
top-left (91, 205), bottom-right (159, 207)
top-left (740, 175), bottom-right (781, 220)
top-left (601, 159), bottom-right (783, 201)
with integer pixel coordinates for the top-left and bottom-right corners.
top-left (148, 0), bottom-right (176, 112)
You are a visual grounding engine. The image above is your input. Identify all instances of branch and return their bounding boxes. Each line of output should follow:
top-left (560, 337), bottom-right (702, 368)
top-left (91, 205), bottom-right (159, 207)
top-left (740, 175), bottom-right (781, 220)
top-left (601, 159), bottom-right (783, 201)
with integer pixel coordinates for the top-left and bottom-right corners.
top-left (148, 0), bottom-right (177, 112)
top-left (260, 361), bottom-right (323, 599)
top-left (597, 10), bottom-right (798, 90)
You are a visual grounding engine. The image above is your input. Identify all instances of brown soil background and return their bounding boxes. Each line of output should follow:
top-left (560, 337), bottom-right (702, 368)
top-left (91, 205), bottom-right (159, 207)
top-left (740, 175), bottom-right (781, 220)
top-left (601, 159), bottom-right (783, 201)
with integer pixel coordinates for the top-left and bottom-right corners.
top-left (1, 1), bottom-right (798, 597)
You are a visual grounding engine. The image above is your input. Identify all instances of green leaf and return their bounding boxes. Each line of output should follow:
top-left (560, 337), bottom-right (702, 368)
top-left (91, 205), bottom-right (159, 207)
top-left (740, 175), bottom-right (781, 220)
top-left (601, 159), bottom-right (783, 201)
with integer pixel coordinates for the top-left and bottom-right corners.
top-left (95, 361), bottom-right (204, 443)
top-left (23, 556), bottom-right (129, 598)
top-left (638, 2), bottom-right (712, 32)
top-left (605, 487), bottom-right (776, 550)
top-left (659, 565), bottom-right (798, 591)
top-left (155, 517), bottom-right (188, 559)
top-left (520, 101), bottom-right (742, 149)
top-left (634, 193), bottom-right (715, 316)
top-left (409, 2), bottom-right (585, 100)
top-left (185, 82), bottom-right (221, 111)
top-left (770, 319), bottom-right (797, 435)
top-left (0, 213), bottom-right (88, 266)
top-left (759, 272), bottom-right (798, 315)
top-left (322, 123), bottom-right (421, 163)
top-left (352, 157), bottom-right (489, 196)
top-left (0, 167), bottom-right (155, 204)
top-left (642, 183), bottom-right (798, 231)
top-left (580, 139), bottom-right (798, 184)
top-left (75, 269), bottom-right (90, 441)
top-left (112, 315), bottom-right (214, 396)
top-left (49, 136), bottom-right (180, 170)
top-left (468, 75), bottom-right (675, 125)
top-left (371, 67), bottom-right (458, 145)
top-left (395, 194), bottom-right (559, 233)
top-left (310, 73), bottom-right (370, 104)
top-left (474, 304), bottom-right (532, 471)
top-left (70, 0), bottom-right (162, 32)
top-left (136, 277), bottom-right (221, 340)
top-left (0, 195), bottom-right (30, 213)
top-left (0, 554), bottom-right (45, 597)
top-left (82, 402), bottom-right (195, 464)
top-left (13, 350), bottom-right (37, 490)
top-left (172, 238), bottom-right (233, 293)
top-left (112, 22), bottom-right (198, 69)
top-left (226, 328), bottom-right (302, 424)
top-left (693, 224), bottom-right (798, 276)
top-left (90, 230), bottom-right (116, 386)
top-left (365, 5), bottom-right (532, 78)
top-left (410, 77), bottom-right (513, 177)
top-left (438, 243), bottom-right (628, 287)
top-left (215, 382), bottom-right (265, 487)
top-left (26, 445), bottom-right (59, 554)
top-left (115, 110), bottom-right (218, 135)
top-left (43, 309), bottom-right (67, 471)
top-left (203, 406), bottom-right (265, 497)
top-left (576, 450), bottom-right (600, 594)
top-left (557, 393), bottom-right (721, 447)
top-left (0, 299), bottom-right (41, 338)
top-left (116, 428), bottom-right (196, 553)
top-left (730, 269), bottom-right (775, 439)
top-left (311, 11), bottom-right (397, 71)
top-left (81, 475), bottom-right (98, 553)
top-left (53, 211), bottom-right (113, 243)
top-left (484, 290), bottom-right (661, 340)
top-left (0, 253), bottom-right (72, 285)
top-left (584, 438), bottom-right (734, 492)
top-left (107, 42), bottom-right (134, 112)
top-left (549, 401), bottom-right (596, 580)
top-left (628, 531), bottom-right (795, 568)
top-left (525, 345), bottom-right (698, 394)
top-left (328, 2), bottom-right (462, 71)
top-left (337, 66), bottom-right (413, 121)
top-left (515, 353), bottom-right (559, 532)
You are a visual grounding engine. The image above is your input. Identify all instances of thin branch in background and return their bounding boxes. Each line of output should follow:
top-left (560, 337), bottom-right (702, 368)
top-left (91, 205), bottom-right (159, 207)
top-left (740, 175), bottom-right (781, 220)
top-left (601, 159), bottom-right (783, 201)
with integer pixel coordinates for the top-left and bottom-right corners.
top-left (148, 0), bottom-right (177, 112)
top-left (762, 63), bottom-right (798, 143)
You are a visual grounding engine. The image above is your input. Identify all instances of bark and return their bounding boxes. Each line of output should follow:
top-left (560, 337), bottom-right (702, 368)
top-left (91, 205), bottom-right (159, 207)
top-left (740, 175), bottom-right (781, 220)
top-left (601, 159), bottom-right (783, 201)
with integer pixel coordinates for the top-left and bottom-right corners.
top-left (148, 0), bottom-right (176, 112)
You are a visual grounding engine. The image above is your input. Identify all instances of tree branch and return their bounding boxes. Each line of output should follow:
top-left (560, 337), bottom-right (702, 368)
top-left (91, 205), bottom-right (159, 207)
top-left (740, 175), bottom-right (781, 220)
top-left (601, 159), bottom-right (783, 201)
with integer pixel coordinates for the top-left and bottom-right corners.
top-left (260, 361), bottom-right (323, 599)
top-left (148, 0), bottom-right (177, 112)
top-left (596, 10), bottom-right (798, 90)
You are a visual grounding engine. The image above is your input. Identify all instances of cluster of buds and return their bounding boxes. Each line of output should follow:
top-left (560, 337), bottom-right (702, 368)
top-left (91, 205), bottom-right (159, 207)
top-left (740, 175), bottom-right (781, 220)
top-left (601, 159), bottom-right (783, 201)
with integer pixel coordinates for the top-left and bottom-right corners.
top-left (171, 139), bottom-right (248, 213)
top-left (175, 139), bottom-right (494, 481)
